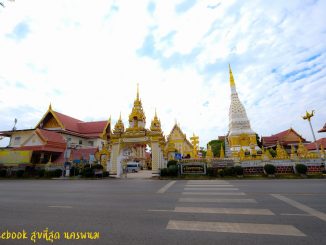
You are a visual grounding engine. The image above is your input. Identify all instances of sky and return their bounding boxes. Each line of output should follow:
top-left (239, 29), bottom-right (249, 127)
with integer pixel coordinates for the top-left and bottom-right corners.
top-left (0, 0), bottom-right (325, 148)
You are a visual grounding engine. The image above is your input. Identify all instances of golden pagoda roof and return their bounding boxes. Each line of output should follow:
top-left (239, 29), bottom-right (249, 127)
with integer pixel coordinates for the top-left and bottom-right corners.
top-left (150, 109), bottom-right (162, 132)
top-left (113, 113), bottom-right (125, 134)
top-left (128, 84), bottom-right (146, 122)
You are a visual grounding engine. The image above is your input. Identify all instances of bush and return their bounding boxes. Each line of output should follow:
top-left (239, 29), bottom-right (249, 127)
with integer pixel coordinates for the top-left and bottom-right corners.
top-left (0, 169), bottom-right (7, 177)
top-left (92, 164), bottom-right (104, 170)
top-left (264, 164), bottom-right (276, 175)
top-left (224, 167), bottom-right (236, 176)
top-left (16, 170), bottom-right (25, 178)
top-left (69, 166), bottom-right (80, 176)
top-left (206, 167), bottom-right (215, 177)
top-left (45, 169), bottom-right (63, 178)
top-left (103, 171), bottom-right (110, 177)
top-left (234, 165), bottom-right (244, 176)
top-left (160, 168), bottom-right (168, 177)
top-left (295, 164), bottom-right (308, 174)
top-left (37, 169), bottom-right (45, 178)
top-left (167, 160), bottom-right (178, 168)
top-left (167, 165), bottom-right (178, 176)
top-left (82, 167), bottom-right (94, 178)
top-left (218, 169), bottom-right (225, 177)
top-left (54, 169), bottom-right (63, 177)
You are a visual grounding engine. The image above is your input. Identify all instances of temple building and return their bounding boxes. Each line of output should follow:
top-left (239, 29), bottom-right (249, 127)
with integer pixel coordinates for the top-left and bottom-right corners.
top-left (165, 123), bottom-right (193, 160)
top-left (109, 85), bottom-right (166, 176)
top-left (227, 65), bottom-right (261, 157)
top-left (0, 105), bottom-right (110, 168)
top-left (262, 128), bottom-right (308, 153)
top-left (319, 123), bottom-right (326, 133)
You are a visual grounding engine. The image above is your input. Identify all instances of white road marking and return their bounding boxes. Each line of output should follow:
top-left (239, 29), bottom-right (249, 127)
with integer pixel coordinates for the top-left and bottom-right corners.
top-left (48, 205), bottom-right (72, 209)
top-left (185, 185), bottom-right (234, 187)
top-left (271, 194), bottom-right (326, 222)
top-left (178, 197), bottom-right (256, 203)
top-left (184, 187), bottom-right (239, 191)
top-left (166, 220), bottom-right (306, 236)
top-left (157, 181), bottom-right (176, 194)
top-left (182, 192), bottom-right (246, 196)
top-left (187, 180), bottom-right (229, 184)
top-left (280, 213), bottom-right (313, 217)
top-left (174, 207), bottom-right (274, 215)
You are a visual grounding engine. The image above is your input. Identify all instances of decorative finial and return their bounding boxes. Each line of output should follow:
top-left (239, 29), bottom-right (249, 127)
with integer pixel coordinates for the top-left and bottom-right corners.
top-left (155, 108), bottom-right (157, 117)
top-left (49, 103), bottom-right (52, 110)
top-left (229, 64), bottom-right (235, 88)
top-left (302, 110), bottom-right (314, 121)
top-left (119, 112), bottom-right (122, 120)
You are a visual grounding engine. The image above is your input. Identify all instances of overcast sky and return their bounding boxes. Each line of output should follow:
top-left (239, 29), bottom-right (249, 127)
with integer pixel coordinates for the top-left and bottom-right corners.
top-left (0, 0), bottom-right (325, 147)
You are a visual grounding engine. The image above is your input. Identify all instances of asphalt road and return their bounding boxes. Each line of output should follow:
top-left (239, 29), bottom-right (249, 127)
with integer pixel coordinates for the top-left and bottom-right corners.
top-left (0, 178), bottom-right (325, 245)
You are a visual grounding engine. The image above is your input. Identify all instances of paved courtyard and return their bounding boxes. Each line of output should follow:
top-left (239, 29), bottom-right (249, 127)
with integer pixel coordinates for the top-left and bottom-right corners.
top-left (0, 178), bottom-right (325, 245)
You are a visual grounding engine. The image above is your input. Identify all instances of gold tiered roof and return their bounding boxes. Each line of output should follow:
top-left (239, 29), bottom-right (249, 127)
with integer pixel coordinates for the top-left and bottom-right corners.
top-left (128, 84), bottom-right (146, 123)
top-left (113, 113), bottom-right (125, 134)
top-left (150, 109), bottom-right (162, 132)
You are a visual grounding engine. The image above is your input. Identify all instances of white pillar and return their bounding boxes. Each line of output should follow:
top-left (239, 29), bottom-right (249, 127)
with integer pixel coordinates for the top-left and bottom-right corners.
top-left (110, 143), bottom-right (120, 175)
top-left (151, 141), bottom-right (160, 176)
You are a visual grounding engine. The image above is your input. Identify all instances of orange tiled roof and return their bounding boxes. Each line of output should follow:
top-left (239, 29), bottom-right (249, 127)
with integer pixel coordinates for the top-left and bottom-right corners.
top-left (52, 111), bottom-right (108, 136)
top-left (318, 123), bottom-right (326, 133)
top-left (262, 128), bottom-right (307, 147)
top-left (306, 138), bottom-right (326, 150)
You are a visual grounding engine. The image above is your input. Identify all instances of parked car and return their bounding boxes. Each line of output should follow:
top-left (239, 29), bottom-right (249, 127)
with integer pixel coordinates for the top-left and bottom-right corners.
top-left (127, 162), bottom-right (141, 173)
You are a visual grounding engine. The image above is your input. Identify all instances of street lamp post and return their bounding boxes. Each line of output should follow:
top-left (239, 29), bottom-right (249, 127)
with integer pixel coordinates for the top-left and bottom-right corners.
top-left (302, 110), bottom-right (320, 157)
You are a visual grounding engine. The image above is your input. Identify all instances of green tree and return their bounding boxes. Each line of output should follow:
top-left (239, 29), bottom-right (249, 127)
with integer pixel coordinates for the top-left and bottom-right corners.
top-left (268, 148), bottom-right (276, 158)
top-left (207, 140), bottom-right (224, 157)
top-left (256, 134), bottom-right (263, 148)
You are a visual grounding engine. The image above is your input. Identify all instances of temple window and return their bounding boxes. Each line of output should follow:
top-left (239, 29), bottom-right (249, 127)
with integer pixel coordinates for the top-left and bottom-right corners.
top-left (14, 136), bottom-right (21, 145)
top-left (88, 141), bottom-right (94, 146)
top-left (79, 139), bottom-right (83, 145)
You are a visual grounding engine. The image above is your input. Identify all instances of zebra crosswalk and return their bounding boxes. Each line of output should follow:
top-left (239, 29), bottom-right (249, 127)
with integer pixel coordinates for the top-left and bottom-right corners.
top-left (165, 180), bottom-right (306, 237)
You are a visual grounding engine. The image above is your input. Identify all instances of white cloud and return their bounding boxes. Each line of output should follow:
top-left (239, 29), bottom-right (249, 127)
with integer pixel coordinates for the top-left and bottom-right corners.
top-left (0, 0), bottom-right (325, 148)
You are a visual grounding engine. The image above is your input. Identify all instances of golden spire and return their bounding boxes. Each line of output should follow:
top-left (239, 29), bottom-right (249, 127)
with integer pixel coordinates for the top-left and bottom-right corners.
top-left (113, 112), bottom-right (125, 134)
top-left (128, 84), bottom-right (146, 129)
top-left (137, 83), bottom-right (140, 101)
top-left (49, 103), bottom-right (52, 111)
top-left (150, 108), bottom-right (161, 132)
top-left (229, 64), bottom-right (235, 88)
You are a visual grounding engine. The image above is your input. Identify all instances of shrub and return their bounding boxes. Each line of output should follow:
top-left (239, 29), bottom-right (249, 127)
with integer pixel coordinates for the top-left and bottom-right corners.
top-left (223, 167), bottom-right (236, 176)
top-left (264, 164), bottom-right (276, 175)
top-left (92, 164), bottom-right (104, 170)
top-left (206, 167), bottom-right (215, 177)
top-left (295, 164), bottom-right (308, 174)
top-left (69, 166), bottom-right (80, 176)
top-left (167, 160), bottom-right (178, 168)
top-left (103, 171), bottom-right (110, 177)
top-left (160, 168), bottom-right (168, 177)
top-left (218, 169), bottom-right (225, 177)
top-left (16, 170), bottom-right (25, 178)
top-left (54, 169), bottom-right (63, 177)
top-left (82, 167), bottom-right (93, 178)
top-left (167, 165), bottom-right (178, 176)
top-left (0, 169), bottom-right (7, 177)
top-left (234, 166), bottom-right (244, 176)
top-left (37, 169), bottom-right (45, 178)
